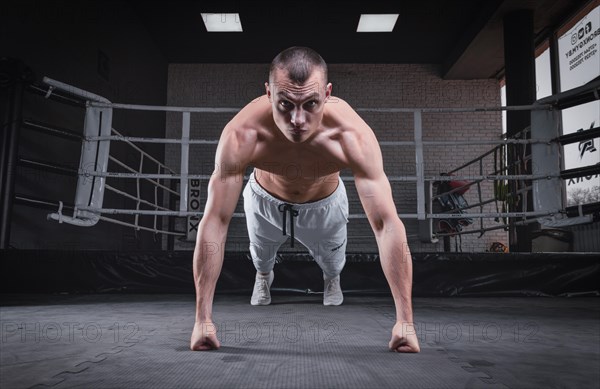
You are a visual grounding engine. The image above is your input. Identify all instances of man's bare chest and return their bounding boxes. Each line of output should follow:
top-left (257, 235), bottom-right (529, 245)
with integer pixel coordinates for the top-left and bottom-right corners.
top-left (250, 141), bottom-right (347, 181)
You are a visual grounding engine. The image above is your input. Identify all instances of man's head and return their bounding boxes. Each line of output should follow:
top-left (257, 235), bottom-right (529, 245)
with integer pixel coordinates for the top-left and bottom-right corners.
top-left (266, 46), bottom-right (332, 143)
top-left (268, 46), bottom-right (328, 85)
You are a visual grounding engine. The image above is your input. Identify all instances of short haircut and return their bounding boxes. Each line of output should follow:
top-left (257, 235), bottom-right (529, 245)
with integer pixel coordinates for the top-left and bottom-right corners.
top-left (269, 46), bottom-right (328, 85)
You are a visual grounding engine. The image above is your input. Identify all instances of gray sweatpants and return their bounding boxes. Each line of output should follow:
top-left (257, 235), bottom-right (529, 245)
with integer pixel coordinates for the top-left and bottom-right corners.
top-left (242, 170), bottom-right (349, 279)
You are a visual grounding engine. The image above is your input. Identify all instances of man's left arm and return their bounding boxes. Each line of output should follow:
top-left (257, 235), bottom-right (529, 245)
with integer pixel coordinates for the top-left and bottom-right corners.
top-left (346, 124), bottom-right (420, 353)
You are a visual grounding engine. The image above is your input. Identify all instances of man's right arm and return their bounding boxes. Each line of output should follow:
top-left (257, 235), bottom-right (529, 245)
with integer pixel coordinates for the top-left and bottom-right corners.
top-left (191, 125), bottom-right (252, 350)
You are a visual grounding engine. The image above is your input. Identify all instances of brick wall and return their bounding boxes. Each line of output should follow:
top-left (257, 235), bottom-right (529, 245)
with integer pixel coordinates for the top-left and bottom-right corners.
top-left (166, 63), bottom-right (508, 253)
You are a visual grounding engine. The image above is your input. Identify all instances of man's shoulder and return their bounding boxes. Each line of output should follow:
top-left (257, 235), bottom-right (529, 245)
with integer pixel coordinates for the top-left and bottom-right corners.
top-left (238, 94), bottom-right (271, 120)
top-left (223, 95), bottom-right (271, 138)
top-left (324, 97), bottom-right (372, 140)
top-left (325, 96), bottom-right (354, 115)
top-left (321, 97), bottom-right (380, 168)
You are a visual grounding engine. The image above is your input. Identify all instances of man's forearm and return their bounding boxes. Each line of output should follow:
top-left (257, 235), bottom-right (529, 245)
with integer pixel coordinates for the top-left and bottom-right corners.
top-left (193, 220), bottom-right (228, 322)
top-left (375, 220), bottom-right (414, 323)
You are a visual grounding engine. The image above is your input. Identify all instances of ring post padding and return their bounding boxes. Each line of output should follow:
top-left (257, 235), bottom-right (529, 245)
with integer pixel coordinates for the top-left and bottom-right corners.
top-left (180, 112), bottom-right (190, 213)
top-left (76, 105), bottom-right (113, 225)
top-left (418, 180), bottom-right (438, 243)
top-left (49, 105), bottom-right (113, 226)
top-left (42, 78), bottom-right (113, 226)
top-left (531, 103), bottom-right (562, 219)
top-left (414, 111), bottom-right (426, 220)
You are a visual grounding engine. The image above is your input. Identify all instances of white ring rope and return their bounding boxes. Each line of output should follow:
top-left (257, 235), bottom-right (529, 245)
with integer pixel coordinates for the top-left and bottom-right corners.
top-left (88, 135), bottom-right (219, 144)
top-left (104, 184), bottom-right (171, 211)
top-left (76, 205), bottom-right (559, 220)
top-left (80, 171), bottom-right (562, 182)
top-left (87, 135), bottom-right (549, 146)
top-left (111, 128), bottom-right (177, 174)
top-left (91, 102), bottom-right (241, 113)
top-left (88, 101), bottom-right (552, 113)
top-left (106, 156), bottom-right (178, 196)
top-left (356, 105), bottom-right (551, 113)
top-left (98, 215), bottom-right (184, 236)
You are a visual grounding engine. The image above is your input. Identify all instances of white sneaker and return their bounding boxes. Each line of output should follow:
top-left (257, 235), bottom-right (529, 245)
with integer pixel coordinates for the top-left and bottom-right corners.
top-left (323, 275), bottom-right (343, 306)
top-left (251, 271), bottom-right (274, 306)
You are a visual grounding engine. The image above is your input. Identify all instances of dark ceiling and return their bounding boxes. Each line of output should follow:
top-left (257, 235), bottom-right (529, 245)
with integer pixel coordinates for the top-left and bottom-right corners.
top-left (130, 0), bottom-right (589, 79)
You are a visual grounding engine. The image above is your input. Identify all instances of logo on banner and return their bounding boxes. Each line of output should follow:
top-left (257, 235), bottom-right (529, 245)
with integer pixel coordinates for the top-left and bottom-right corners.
top-left (578, 123), bottom-right (598, 159)
top-left (188, 179), bottom-right (201, 240)
top-left (572, 22), bottom-right (594, 45)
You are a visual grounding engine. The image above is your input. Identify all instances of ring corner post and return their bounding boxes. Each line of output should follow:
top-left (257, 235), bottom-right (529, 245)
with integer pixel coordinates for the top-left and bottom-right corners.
top-left (0, 58), bottom-right (32, 249)
top-left (73, 104), bottom-right (113, 225)
top-left (531, 104), bottom-right (562, 217)
top-left (180, 111), bottom-right (190, 217)
top-left (414, 110), bottom-right (426, 221)
top-left (503, 9), bottom-right (536, 252)
top-left (418, 180), bottom-right (439, 244)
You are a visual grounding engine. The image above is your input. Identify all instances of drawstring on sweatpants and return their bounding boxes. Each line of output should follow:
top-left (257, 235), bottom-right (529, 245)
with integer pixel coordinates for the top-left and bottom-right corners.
top-left (278, 203), bottom-right (298, 247)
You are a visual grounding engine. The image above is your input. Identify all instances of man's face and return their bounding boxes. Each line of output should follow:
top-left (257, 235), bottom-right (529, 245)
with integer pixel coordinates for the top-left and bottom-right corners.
top-left (266, 68), bottom-right (332, 143)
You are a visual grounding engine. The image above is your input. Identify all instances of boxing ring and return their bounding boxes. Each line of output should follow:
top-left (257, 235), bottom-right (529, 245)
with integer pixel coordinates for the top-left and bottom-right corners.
top-left (1, 74), bottom-right (599, 388)
top-left (23, 77), bottom-right (600, 245)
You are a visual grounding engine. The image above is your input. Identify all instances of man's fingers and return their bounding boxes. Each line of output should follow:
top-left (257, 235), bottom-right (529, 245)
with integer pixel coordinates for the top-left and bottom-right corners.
top-left (206, 336), bottom-right (221, 350)
top-left (191, 338), bottom-right (220, 351)
top-left (389, 336), bottom-right (406, 351)
top-left (391, 344), bottom-right (420, 353)
top-left (190, 322), bottom-right (221, 351)
top-left (389, 336), bottom-right (420, 353)
top-left (190, 333), bottom-right (221, 351)
top-left (191, 343), bottom-right (211, 351)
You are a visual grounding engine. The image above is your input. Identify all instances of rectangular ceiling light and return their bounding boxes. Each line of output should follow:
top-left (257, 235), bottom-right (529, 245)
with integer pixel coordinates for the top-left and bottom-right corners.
top-left (357, 14), bottom-right (399, 32)
top-left (201, 13), bottom-right (243, 32)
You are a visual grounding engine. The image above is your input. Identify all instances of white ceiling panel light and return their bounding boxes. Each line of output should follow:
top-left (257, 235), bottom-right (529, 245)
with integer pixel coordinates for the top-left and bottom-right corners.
top-left (357, 14), bottom-right (399, 32)
top-left (201, 13), bottom-right (243, 32)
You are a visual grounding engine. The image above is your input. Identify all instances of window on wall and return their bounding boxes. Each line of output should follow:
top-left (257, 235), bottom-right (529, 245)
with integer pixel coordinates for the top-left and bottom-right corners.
top-left (556, 2), bottom-right (600, 206)
top-left (499, 39), bottom-right (553, 133)
top-left (500, 1), bottom-right (600, 207)
top-left (535, 40), bottom-right (552, 99)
